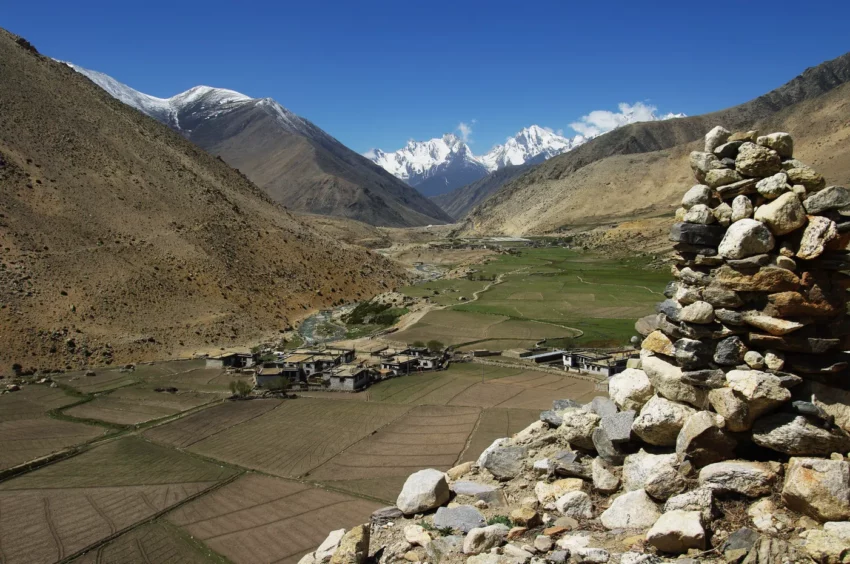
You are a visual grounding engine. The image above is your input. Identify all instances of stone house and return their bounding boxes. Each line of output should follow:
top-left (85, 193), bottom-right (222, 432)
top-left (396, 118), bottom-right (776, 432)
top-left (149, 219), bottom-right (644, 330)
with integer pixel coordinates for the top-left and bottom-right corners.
top-left (563, 350), bottom-right (632, 377)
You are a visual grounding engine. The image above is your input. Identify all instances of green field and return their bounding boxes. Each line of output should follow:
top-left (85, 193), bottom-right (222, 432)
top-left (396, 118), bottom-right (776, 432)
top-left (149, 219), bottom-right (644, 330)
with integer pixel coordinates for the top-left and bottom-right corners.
top-left (399, 248), bottom-right (667, 346)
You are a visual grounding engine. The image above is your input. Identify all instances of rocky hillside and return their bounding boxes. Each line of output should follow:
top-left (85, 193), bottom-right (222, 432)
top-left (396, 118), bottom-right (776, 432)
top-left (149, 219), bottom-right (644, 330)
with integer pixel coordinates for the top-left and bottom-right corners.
top-left (432, 163), bottom-right (531, 220)
top-left (68, 64), bottom-right (452, 228)
top-left (458, 52), bottom-right (850, 236)
top-left (300, 128), bottom-right (850, 564)
top-left (0, 30), bottom-right (407, 373)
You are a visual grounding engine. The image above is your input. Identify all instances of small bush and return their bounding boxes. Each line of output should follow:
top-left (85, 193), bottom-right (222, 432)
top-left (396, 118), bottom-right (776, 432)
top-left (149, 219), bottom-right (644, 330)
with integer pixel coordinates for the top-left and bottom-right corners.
top-left (427, 340), bottom-right (445, 353)
top-left (228, 379), bottom-right (253, 397)
top-left (488, 515), bottom-right (512, 527)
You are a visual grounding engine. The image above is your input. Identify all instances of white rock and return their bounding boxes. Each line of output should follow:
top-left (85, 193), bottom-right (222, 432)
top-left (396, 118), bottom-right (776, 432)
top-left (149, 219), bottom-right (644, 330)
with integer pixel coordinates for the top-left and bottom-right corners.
top-left (622, 449), bottom-right (679, 491)
top-left (632, 395), bottom-right (696, 446)
top-left (678, 301), bottom-right (715, 324)
top-left (718, 218), bottom-right (775, 259)
top-left (664, 487), bottom-right (715, 523)
top-left (599, 489), bottom-right (661, 530)
top-left (559, 411), bottom-right (600, 450)
top-left (591, 457), bottom-right (621, 494)
top-left (640, 354), bottom-right (708, 409)
top-left (682, 185), bottom-right (712, 209)
top-left (404, 525), bottom-right (432, 547)
top-left (725, 370), bottom-right (791, 420)
top-left (754, 192), bottom-right (807, 236)
top-left (731, 195), bottom-right (754, 222)
top-left (699, 460), bottom-right (779, 497)
top-left (683, 204), bottom-right (715, 225)
top-left (463, 524), bottom-right (510, 555)
top-left (645, 510), bottom-right (706, 554)
top-left (608, 368), bottom-right (654, 411)
top-left (705, 126), bottom-right (731, 153)
top-left (757, 132), bottom-right (793, 158)
top-left (535, 479), bottom-right (584, 504)
top-left (315, 529), bottom-right (347, 562)
top-left (397, 469), bottom-right (450, 515)
top-left (744, 350), bottom-right (765, 369)
top-left (755, 172), bottom-right (789, 199)
top-left (573, 548), bottom-right (610, 564)
top-left (782, 457), bottom-right (850, 522)
top-left (554, 491), bottom-right (593, 520)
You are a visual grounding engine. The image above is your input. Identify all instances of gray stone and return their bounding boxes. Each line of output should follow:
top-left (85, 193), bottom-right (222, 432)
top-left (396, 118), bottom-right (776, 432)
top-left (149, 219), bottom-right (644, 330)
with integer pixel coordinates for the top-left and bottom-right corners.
top-left (757, 132), bottom-right (793, 158)
top-left (754, 192), bottom-right (807, 236)
top-left (714, 309), bottom-right (744, 326)
top-left (726, 253), bottom-right (771, 269)
top-left (600, 489), bottom-right (661, 530)
top-left (433, 505), bottom-right (486, 533)
top-left (786, 166), bottom-right (826, 191)
top-left (783, 457), bottom-right (850, 522)
top-left (705, 168), bottom-right (743, 188)
top-left (540, 410), bottom-right (563, 427)
top-left (736, 142), bottom-right (782, 177)
top-left (714, 140), bottom-right (743, 159)
top-left (591, 426), bottom-right (629, 465)
top-left (534, 535), bottom-right (553, 553)
top-left (705, 125), bottom-right (731, 153)
top-left (713, 203), bottom-right (732, 227)
top-left (573, 548), bottom-right (610, 564)
top-left (675, 411), bottom-right (737, 467)
top-left (608, 368), bottom-right (654, 411)
top-left (678, 301), bottom-right (715, 324)
top-left (681, 369), bottom-right (726, 389)
top-left (673, 338), bottom-right (713, 370)
top-left (560, 411), bottom-right (600, 450)
top-left (641, 354), bottom-right (709, 409)
top-left (669, 223), bottom-right (726, 247)
top-left (591, 457), bottom-right (620, 494)
top-left (554, 490), bottom-right (593, 519)
top-left (656, 299), bottom-right (681, 322)
top-left (743, 351), bottom-right (764, 369)
top-left (425, 535), bottom-right (464, 563)
top-left (451, 481), bottom-right (497, 497)
top-left (714, 336), bottom-right (747, 366)
top-left (720, 528), bottom-right (760, 564)
top-left (479, 445), bottom-right (529, 480)
top-left (683, 204), bottom-right (715, 224)
top-left (547, 551), bottom-right (569, 563)
top-left (718, 218), bottom-right (775, 259)
top-left (752, 413), bottom-right (850, 456)
top-left (463, 524), bottom-right (510, 555)
top-left (755, 172), bottom-right (789, 199)
top-left (698, 461), bottom-right (779, 497)
top-left (644, 463), bottom-right (686, 501)
top-left (702, 285), bottom-right (743, 308)
top-left (553, 451), bottom-right (592, 480)
top-left (677, 266), bottom-right (712, 287)
top-left (553, 399), bottom-right (582, 411)
top-left (622, 449), bottom-right (679, 491)
top-left (803, 185), bottom-right (850, 214)
top-left (587, 396), bottom-right (618, 418)
top-left (689, 151), bottom-right (724, 182)
top-left (600, 411), bottom-right (635, 443)
top-left (664, 487), bottom-right (716, 523)
top-left (731, 195), bottom-right (754, 222)
top-left (717, 178), bottom-right (759, 199)
top-left (646, 510), bottom-right (706, 554)
top-left (726, 370), bottom-right (791, 420)
top-left (397, 468), bottom-right (450, 515)
top-left (371, 506), bottom-right (403, 525)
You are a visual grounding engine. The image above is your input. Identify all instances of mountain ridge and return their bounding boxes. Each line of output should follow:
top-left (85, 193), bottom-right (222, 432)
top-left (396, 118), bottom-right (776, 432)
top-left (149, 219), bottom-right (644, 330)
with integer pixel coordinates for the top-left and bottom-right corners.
top-left (67, 64), bottom-right (452, 228)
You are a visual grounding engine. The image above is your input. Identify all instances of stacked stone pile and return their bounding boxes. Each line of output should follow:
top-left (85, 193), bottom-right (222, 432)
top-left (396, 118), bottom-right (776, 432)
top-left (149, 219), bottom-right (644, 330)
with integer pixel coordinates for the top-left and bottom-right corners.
top-left (300, 128), bottom-right (850, 564)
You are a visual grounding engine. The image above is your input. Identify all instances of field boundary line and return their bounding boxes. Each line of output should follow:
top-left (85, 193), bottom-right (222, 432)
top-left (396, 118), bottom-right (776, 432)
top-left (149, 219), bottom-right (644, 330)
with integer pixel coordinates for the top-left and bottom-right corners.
top-left (470, 358), bottom-right (605, 384)
top-left (575, 274), bottom-right (664, 296)
top-left (58, 471), bottom-right (243, 564)
top-left (168, 399), bottom-right (287, 450)
top-left (455, 408), bottom-right (483, 466)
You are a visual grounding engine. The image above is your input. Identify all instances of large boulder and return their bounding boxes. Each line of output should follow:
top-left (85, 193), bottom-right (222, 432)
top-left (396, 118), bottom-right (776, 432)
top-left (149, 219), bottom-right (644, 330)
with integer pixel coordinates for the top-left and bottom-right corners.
top-left (608, 368), bottom-right (654, 411)
top-left (698, 460), bottom-right (779, 498)
top-left (330, 525), bottom-right (370, 564)
top-left (718, 219), bottom-right (775, 259)
top-left (397, 469), bottom-right (450, 515)
top-left (645, 510), bottom-right (707, 554)
top-left (641, 354), bottom-right (708, 409)
top-left (632, 395), bottom-right (696, 446)
top-left (736, 142), bottom-right (782, 177)
top-left (753, 192), bottom-right (807, 236)
top-left (479, 443), bottom-right (529, 480)
top-left (622, 450), bottom-right (679, 491)
top-left (560, 411), bottom-right (600, 450)
top-left (599, 489), bottom-right (661, 530)
top-left (782, 458), bottom-right (850, 522)
top-left (752, 413), bottom-right (850, 456)
top-left (675, 411), bottom-right (737, 467)
top-left (433, 506), bottom-right (486, 533)
top-left (725, 370), bottom-right (790, 420)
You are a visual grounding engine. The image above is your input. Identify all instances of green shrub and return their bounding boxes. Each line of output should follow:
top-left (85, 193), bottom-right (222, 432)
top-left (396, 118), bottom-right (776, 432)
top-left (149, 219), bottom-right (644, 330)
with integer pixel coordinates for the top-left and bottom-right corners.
top-left (228, 379), bottom-right (253, 397)
top-left (488, 515), bottom-right (512, 527)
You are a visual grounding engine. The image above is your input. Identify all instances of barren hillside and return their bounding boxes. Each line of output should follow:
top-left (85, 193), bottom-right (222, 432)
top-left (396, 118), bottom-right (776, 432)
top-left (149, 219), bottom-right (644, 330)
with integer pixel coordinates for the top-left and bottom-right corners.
top-left (460, 52), bottom-right (850, 236)
top-left (0, 30), bottom-right (407, 373)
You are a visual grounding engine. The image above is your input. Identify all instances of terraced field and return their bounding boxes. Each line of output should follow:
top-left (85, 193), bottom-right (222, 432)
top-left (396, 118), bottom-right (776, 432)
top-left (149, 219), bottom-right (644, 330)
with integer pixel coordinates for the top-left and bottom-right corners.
top-left (167, 474), bottom-right (381, 564)
top-left (73, 522), bottom-right (221, 564)
top-left (64, 388), bottom-right (221, 426)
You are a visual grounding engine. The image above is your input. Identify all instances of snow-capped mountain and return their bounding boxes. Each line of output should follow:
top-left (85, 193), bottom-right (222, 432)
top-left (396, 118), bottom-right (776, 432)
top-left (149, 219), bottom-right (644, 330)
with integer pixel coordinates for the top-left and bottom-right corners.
top-left (478, 125), bottom-right (581, 171)
top-left (66, 63), bottom-right (452, 227)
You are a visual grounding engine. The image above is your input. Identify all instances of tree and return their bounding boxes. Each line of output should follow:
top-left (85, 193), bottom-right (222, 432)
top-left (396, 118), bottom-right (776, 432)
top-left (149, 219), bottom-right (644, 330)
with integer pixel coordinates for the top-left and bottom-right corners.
top-left (228, 379), bottom-right (253, 397)
top-left (427, 340), bottom-right (445, 353)
top-left (412, 341), bottom-right (425, 348)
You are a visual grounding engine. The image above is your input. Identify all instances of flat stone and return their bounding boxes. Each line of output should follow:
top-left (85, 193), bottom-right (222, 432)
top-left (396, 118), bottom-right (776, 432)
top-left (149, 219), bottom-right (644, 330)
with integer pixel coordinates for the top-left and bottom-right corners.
top-left (608, 368), bottom-right (654, 411)
top-left (678, 301), bottom-right (715, 324)
top-left (559, 411), bottom-right (600, 450)
top-left (397, 469), bottom-right (450, 515)
top-left (705, 125), bottom-right (731, 153)
top-left (803, 185), bottom-right (850, 214)
top-left (736, 142), bottom-right (782, 177)
top-left (591, 457), bottom-right (620, 494)
top-left (698, 460), bottom-right (779, 497)
top-left (717, 178), bottom-right (759, 199)
top-left (587, 396), bottom-right (618, 418)
top-left (591, 426), bottom-right (630, 465)
top-left (708, 387), bottom-right (752, 432)
top-left (675, 411), bottom-right (737, 467)
top-left (786, 167), bottom-right (826, 191)
top-left (645, 510), bottom-right (706, 554)
top-left (797, 215), bottom-right (838, 260)
top-left (782, 457), bottom-right (850, 522)
top-left (664, 487), bottom-right (716, 524)
top-left (714, 265), bottom-right (800, 292)
top-left (372, 506), bottom-right (404, 525)
top-left (714, 140), bottom-right (742, 159)
top-left (641, 354), bottom-right (708, 409)
top-left (600, 489), bottom-right (661, 530)
top-left (741, 312), bottom-right (804, 335)
top-left (705, 168), bottom-right (743, 188)
top-left (479, 445), bottom-right (528, 480)
top-left (553, 451), bottom-right (592, 480)
top-left (725, 370), bottom-right (791, 420)
top-left (726, 254), bottom-right (772, 269)
top-left (752, 413), bottom-right (850, 456)
top-left (669, 223), bottom-right (726, 247)
top-left (622, 449), bottom-right (679, 491)
top-left (702, 285), bottom-right (743, 308)
top-left (714, 336), bottom-right (747, 366)
top-left (757, 132), bottom-right (793, 158)
top-left (747, 333), bottom-right (840, 354)
top-left (730, 130), bottom-right (759, 143)
top-left (554, 491), bottom-right (593, 520)
top-left (754, 192), bottom-right (807, 236)
top-left (600, 411), bottom-right (635, 444)
top-left (681, 368), bottom-right (726, 389)
top-left (755, 172), bottom-right (789, 199)
top-left (720, 528), bottom-right (760, 564)
top-left (451, 482), bottom-right (497, 497)
top-left (689, 151), bottom-right (724, 182)
top-left (540, 410), bottom-right (564, 427)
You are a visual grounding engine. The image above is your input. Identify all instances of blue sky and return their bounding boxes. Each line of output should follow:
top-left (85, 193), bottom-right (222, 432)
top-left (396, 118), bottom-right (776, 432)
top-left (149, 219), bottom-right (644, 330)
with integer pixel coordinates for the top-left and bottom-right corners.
top-left (4, 0), bottom-right (849, 154)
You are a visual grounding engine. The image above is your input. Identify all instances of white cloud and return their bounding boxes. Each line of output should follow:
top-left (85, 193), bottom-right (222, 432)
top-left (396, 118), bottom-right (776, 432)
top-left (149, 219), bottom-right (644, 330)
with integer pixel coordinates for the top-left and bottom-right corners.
top-left (456, 120), bottom-right (476, 142)
top-left (569, 101), bottom-right (680, 138)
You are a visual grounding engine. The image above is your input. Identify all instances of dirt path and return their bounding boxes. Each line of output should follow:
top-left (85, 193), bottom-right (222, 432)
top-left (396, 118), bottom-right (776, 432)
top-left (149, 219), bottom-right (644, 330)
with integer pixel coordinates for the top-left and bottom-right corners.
top-left (575, 275), bottom-right (664, 296)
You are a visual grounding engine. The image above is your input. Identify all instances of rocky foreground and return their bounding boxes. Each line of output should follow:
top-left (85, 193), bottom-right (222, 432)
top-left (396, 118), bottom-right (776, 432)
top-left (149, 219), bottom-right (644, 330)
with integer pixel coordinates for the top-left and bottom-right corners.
top-left (300, 128), bottom-right (850, 564)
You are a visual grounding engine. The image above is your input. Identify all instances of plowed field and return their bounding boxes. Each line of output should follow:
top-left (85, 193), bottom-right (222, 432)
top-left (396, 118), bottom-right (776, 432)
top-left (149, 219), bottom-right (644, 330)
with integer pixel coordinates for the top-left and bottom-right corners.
top-left (64, 388), bottom-right (220, 426)
top-left (73, 522), bottom-right (219, 564)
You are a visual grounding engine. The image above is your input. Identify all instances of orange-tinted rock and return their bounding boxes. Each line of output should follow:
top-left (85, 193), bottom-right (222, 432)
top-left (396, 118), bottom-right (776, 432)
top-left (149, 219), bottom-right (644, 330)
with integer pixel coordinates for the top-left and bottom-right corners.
top-left (714, 266), bottom-right (800, 292)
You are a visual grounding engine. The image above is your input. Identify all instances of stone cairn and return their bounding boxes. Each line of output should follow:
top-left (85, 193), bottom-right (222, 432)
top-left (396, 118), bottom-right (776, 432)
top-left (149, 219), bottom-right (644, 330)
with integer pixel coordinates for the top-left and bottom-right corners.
top-left (301, 128), bottom-right (850, 564)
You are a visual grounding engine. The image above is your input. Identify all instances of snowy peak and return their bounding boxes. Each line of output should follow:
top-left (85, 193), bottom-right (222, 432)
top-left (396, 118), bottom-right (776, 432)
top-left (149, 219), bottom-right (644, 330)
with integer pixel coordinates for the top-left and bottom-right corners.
top-left (480, 126), bottom-right (579, 171)
top-left (369, 133), bottom-right (483, 183)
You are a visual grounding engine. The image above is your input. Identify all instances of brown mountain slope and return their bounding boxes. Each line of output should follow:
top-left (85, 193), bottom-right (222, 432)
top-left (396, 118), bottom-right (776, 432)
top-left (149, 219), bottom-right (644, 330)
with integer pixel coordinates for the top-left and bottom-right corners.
top-left (460, 52), bottom-right (850, 235)
top-left (0, 30), bottom-right (406, 373)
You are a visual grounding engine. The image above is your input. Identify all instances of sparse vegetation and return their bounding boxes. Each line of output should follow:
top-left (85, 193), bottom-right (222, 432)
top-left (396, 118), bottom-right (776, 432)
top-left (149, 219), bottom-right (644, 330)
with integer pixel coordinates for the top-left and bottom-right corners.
top-left (228, 380), bottom-right (253, 397)
top-left (488, 515), bottom-right (512, 527)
